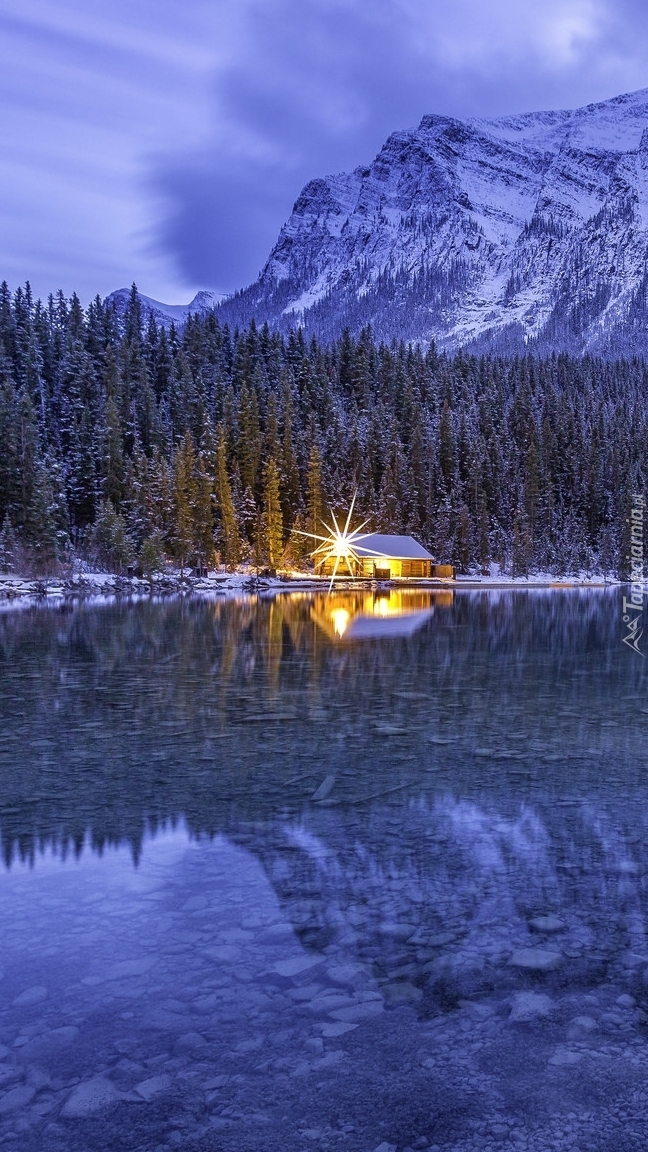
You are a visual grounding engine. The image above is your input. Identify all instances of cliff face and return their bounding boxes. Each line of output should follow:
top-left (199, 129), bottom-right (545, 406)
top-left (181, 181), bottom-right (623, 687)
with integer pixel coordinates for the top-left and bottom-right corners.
top-left (215, 89), bottom-right (648, 354)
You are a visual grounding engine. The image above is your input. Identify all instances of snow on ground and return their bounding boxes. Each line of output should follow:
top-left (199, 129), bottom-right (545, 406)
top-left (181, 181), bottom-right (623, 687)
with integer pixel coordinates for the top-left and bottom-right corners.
top-left (0, 564), bottom-right (619, 613)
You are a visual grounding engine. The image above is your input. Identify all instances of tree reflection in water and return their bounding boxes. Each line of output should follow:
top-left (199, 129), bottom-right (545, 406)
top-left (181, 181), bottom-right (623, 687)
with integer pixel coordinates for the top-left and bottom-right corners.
top-left (0, 590), bottom-right (646, 989)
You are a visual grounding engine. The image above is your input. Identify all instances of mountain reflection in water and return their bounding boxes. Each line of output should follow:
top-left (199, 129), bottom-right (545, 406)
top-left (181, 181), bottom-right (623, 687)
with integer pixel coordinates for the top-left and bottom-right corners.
top-left (0, 588), bottom-right (646, 981)
top-left (0, 588), bottom-right (639, 866)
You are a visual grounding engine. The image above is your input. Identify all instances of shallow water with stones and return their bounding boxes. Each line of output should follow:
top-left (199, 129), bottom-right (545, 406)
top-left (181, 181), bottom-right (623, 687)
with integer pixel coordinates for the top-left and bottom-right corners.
top-left (1, 588), bottom-right (648, 1152)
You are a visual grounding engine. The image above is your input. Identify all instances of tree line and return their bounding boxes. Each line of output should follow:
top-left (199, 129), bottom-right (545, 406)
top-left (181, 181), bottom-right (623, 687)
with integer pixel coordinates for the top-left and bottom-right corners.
top-left (0, 281), bottom-right (645, 578)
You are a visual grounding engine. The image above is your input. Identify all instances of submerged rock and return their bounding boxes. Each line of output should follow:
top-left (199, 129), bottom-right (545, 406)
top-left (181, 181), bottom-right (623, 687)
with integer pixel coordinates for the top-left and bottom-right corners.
top-left (548, 1048), bottom-right (582, 1066)
top-left (509, 992), bottom-right (554, 1022)
top-left (61, 1076), bottom-right (120, 1117)
top-left (17, 1026), bottom-right (79, 1065)
top-left (273, 954), bottom-right (324, 978)
top-left (12, 985), bottom-right (47, 1007)
top-left (382, 981), bottom-right (423, 1005)
top-left (134, 1073), bottom-right (172, 1102)
top-left (529, 915), bottom-right (567, 934)
top-left (568, 1015), bottom-right (598, 1036)
top-left (174, 1032), bottom-right (207, 1054)
top-left (509, 948), bottom-right (563, 972)
top-left (0, 1084), bottom-right (36, 1115)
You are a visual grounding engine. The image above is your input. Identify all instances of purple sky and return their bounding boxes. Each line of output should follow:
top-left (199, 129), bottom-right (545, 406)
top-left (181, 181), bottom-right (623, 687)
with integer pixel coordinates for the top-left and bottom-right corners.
top-left (1, 0), bottom-right (647, 303)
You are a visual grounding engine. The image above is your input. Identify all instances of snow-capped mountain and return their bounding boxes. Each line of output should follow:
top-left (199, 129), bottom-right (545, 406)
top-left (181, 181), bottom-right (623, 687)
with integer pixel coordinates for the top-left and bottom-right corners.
top-left (105, 288), bottom-right (222, 328)
top-left (215, 88), bottom-right (648, 355)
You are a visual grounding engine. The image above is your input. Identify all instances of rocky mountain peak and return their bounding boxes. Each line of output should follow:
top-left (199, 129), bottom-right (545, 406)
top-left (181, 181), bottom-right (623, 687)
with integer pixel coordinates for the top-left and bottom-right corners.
top-left (214, 88), bottom-right (648, 355)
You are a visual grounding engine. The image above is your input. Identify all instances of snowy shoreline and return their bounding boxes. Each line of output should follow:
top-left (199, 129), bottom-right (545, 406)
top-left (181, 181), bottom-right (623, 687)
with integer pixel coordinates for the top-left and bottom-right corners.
top-left (0, 568), bottom-right (620, 611)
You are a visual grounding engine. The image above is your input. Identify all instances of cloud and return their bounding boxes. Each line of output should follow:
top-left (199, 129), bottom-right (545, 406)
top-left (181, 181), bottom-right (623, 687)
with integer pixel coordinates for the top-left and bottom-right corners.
top-left (0, 0), bottom-right (234, 301)
top-left (1, 0), bottom-right (648, 301)
top-left (153, 0), bottom-right (648, 294)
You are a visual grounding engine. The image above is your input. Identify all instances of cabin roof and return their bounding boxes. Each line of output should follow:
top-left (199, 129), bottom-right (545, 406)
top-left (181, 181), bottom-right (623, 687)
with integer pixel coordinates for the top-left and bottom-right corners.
top-left (351, 534), bottom-right (434, 561)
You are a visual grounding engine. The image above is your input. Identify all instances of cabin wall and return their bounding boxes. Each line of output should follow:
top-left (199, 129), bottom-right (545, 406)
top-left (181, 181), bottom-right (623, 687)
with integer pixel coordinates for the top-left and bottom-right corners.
top-left (374, 559), bottom-right (400, 578)
top-left (400, 560), bottom-right (431, 578)
top-left (320, 555), bottom-right (434, 578)
top-left (319, 556), bottom-right (358, 576)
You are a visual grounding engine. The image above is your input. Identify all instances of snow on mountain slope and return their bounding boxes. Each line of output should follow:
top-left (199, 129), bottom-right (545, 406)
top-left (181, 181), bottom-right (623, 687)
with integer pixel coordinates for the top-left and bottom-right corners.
top-left (105, 288), bottom-right (222, 328)
top-left (215, 88), bottom-right (648, 355)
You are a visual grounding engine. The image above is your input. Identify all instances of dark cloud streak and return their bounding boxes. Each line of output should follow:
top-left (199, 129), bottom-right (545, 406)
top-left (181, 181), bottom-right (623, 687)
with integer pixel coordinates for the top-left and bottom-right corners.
top-left (2, 0), bottom-right (648, 300)
top-left (153, 0), bottom-right (648, 292)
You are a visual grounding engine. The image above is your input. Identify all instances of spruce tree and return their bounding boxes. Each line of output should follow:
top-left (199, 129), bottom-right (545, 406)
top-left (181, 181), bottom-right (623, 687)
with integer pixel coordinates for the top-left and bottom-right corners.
top-left (237, 485), bottom-right (258, 545)
top-left (193, 455), bottom-right (215, 571)
top-left (215, 427), bottom-right (240, 569)
top-left (477, 499), bottom-right (491, 574)
top-left (0, 375), bottom-right (21, 525)
top-left (306, 444), bottom-right (325, 543)
top-left (90, 500), bottom-right (133, 572)
top-left (100, 395), bottom-right (125, 508)
top-left (0, 513), bottom-right (16, 573)
top-left (27, 466), bottom-right (60, 574)
top-left (512, 505), bottom-right (533, 577)
top-left (139, 532), bottom-right (166, 581)
top-left (237, 382), bottom-right (262, 496)
top-left (455, 504), bottom-right (473, 573)
top-left (174, 431), bottom-right (196, 575)
top-left (263, 457), bottom-right (283, 571)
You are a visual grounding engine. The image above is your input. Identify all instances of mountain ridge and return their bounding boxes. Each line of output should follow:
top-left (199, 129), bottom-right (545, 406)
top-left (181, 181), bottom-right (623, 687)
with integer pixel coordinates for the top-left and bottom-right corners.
top-left (109, 89), bottom-right (648, 355)
top-left (213, 87), bottom-right (648, 354)
top-left (105, 287), bottom-right (223, 328)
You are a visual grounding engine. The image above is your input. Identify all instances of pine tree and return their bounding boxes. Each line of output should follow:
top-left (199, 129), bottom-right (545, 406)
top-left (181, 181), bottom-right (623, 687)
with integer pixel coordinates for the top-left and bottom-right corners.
top-left (237, 484), bottom-right (258, 545)
top-left (148, 451), bottom-right (175, 553)
top-left (306, 443), bottom-right (325, 544)
top-left (284, 510), bottom-right (310, 569)
top-left (27, 466), bottom-right (60, 574)
top-left (215, 427), bottom-right (240, 569)
top-left (0, 513), bottom-right (16, 573)
top-left (174, 431), bottom-right (196, 575)
top-left (280, 374), bottom-right (301, 525)
top-left (378, 461), bottom-right (399, 531)
top-left (263, 457), bottom-right (283, 571)
top-left (598, 522), bottom-right (616, 582)
top-left (455, 504), bottom-right (472, 573)
top-left (66, 404), bottom-right (97, 533)
top-left (237, 381), bottom-right (262, 496)
top-left (90, 500), bottom-right (133, 572)
top-left (434, 498), bottom-right (452, 564)
top-left (100, 395), bottom-right (125, 508)
top-left (512, 505), bottom-right (533, 577)
top-left (0, 375), bottom-right (22, 525)
top-left (439, 400), bottom-right (455, 487)
top-left (139, 532), bottom-right (166, 581)
top-left (193, 456), bottom-right (214, 571)
top-left (478, 499), bottom-right (491, 574)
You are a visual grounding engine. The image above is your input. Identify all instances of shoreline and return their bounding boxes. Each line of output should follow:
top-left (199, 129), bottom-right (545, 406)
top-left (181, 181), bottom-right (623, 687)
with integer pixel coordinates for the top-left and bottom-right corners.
top-left (0, 569), bottom-right (623, 611)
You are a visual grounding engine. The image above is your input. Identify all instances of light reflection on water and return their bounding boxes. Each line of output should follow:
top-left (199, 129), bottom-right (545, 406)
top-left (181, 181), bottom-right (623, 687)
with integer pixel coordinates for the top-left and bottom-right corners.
top-left (1, 589), bottom-right (648, 1151)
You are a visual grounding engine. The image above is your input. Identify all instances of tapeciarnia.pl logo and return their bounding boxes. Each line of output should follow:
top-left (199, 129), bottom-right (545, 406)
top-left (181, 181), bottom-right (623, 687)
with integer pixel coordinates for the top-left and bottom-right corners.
top-left (622, 494), bottom-right (646, 656)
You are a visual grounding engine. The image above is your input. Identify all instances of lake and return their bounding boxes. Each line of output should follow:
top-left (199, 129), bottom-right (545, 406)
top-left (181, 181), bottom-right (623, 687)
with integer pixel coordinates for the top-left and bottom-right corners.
top-left (1, 588), bottom-right (647, 1152)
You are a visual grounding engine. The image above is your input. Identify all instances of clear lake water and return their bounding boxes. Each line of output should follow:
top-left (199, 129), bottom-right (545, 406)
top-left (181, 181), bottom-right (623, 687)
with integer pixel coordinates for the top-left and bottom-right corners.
top-left (1, 588), bottom-right (648, 1152)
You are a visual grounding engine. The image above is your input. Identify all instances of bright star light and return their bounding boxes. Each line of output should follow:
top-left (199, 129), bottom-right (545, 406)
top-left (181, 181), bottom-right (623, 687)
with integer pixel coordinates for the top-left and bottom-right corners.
top-left (293, 492), bottom-right (373, 591)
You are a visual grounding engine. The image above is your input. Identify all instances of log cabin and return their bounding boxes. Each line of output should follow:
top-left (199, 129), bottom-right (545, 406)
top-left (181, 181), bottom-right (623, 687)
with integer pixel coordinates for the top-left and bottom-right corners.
top-left (318, 533), bottom-right (435, 579)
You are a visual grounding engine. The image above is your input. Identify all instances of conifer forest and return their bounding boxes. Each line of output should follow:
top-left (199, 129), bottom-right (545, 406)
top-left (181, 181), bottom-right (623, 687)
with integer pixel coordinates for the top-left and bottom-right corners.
top-left (0, 281), bottom-right (645, 578)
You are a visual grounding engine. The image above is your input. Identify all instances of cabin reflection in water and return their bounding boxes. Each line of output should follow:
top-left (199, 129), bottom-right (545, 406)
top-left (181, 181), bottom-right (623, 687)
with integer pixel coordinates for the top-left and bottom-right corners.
top-left (310, 589), bottom-right (453, 640)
